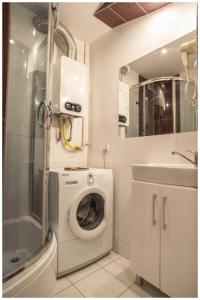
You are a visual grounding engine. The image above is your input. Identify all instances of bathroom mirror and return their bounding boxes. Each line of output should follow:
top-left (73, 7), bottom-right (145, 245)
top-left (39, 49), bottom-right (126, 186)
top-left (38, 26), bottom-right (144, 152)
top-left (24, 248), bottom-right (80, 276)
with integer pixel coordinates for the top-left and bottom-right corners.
top-left (118, 31), bottom-right (197, 138)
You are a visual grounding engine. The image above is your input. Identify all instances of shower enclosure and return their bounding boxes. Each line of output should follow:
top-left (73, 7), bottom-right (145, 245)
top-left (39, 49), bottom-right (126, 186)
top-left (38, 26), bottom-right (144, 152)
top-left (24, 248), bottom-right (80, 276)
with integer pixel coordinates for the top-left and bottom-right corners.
top-left (3, 3), bottom-right (54, 282)
top-left (126, 77), bottom-right (197, 138)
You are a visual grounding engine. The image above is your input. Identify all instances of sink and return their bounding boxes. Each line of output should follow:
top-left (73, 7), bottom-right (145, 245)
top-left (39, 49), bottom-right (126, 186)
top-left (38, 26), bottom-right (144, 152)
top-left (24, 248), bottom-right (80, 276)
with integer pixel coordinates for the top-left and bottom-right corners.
top-left (132, 164), bottom-right (197, 188)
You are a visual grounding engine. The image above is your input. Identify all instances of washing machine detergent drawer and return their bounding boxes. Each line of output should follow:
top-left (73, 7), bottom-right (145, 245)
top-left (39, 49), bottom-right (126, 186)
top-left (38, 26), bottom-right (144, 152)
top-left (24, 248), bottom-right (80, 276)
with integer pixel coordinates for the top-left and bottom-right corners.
top-left (57, 233), bottom-right (112, 276)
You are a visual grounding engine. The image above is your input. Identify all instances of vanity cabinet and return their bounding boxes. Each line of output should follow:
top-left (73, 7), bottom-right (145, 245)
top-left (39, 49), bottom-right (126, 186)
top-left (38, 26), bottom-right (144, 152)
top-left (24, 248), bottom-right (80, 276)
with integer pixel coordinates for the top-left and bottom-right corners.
top-left (130, 180), bottom-right (197, 297)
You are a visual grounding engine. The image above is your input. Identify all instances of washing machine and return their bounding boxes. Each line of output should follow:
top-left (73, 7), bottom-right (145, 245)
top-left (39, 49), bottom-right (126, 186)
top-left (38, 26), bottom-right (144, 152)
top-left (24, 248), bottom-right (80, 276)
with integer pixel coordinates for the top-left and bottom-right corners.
top-left (49, 168), bottom-right (113, 277)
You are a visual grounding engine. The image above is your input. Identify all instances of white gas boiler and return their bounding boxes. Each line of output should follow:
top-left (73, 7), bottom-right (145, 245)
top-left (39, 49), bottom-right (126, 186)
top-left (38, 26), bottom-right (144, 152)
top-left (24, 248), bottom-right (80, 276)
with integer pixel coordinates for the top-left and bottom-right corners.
top-left (51, 56), bottom-right (88, 117)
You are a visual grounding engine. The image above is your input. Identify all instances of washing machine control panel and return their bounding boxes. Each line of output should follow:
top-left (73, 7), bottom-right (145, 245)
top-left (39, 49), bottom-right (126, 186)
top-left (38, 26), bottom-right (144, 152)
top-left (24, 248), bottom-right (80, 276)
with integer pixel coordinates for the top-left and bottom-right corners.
top-left (88, 173), bottom-right (94, 185)
top-left (87, 172), bottom-right (105, 185)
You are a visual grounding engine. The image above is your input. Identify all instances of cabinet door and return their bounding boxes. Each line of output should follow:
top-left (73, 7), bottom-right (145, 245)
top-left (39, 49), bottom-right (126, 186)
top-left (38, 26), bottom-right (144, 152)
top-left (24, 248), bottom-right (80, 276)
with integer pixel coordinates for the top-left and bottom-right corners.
top-left (130, 181), bottom-right (160, 288)
top-left (160, 185), bottom-right (197, 297)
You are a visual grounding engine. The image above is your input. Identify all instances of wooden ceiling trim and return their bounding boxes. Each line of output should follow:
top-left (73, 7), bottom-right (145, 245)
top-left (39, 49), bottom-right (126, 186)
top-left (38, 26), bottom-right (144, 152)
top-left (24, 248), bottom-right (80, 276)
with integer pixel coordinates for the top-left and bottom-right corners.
top-left (108, 6), bottom-right (127, 22)
top-left (136, 2), bottom-right (148, 14)
top-left (95, 6), bottom-right (125, 28)
top-left (96, 2), bottom-right (114, 13)
top-left (110, 3), bottom-right (147, 22)
top-left (94, 2), bottom-right (170, 28)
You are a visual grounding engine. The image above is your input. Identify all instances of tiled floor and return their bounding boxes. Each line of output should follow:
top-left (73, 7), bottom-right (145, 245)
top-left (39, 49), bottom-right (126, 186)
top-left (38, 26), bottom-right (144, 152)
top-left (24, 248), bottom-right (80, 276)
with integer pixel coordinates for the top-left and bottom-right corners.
top-left (53, 251), bottom-right (146, 298)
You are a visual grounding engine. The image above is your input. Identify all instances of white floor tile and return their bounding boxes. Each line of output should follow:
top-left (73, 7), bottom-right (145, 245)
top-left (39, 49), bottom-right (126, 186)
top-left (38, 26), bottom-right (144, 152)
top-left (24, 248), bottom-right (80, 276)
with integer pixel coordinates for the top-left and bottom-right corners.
top-left (75, 268), bottom-right (127, 297)
top-left (104, 257), bottom-right (136, 287)
top-left (96, 251), bottom-right (120, 267)
top-left (119, 286), bottom-right (142, 298)
top-left (53, 277), bottom-right (71, 296)
top-left (67, 262), bottom-right (101, 284)
top-left (55, 285), bottom-right (83, 298)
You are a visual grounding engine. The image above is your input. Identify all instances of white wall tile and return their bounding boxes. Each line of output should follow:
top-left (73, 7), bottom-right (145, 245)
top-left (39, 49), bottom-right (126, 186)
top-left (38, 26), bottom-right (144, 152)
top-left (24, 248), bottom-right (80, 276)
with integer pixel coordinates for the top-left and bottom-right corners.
top-left (114, 239), bottom-right (130, 260)
top-left (49, 122), bottom-right (88, 169)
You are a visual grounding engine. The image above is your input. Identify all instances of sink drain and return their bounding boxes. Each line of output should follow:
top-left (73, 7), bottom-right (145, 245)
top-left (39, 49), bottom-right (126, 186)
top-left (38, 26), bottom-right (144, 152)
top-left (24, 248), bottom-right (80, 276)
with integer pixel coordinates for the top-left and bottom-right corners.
top-left (10, 257), bottom-right (20, 263)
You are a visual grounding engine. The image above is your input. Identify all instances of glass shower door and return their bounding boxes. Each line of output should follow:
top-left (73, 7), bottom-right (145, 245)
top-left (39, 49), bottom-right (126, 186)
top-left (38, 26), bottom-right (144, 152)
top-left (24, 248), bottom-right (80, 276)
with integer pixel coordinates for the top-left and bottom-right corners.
top-left (3, 3), bottom-right (53, 281)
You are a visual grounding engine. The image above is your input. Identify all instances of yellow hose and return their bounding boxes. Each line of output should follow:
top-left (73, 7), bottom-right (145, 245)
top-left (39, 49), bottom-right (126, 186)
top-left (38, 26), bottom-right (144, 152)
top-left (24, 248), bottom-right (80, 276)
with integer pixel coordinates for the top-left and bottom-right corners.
top-left (60, 118), bottom-right (82, 150)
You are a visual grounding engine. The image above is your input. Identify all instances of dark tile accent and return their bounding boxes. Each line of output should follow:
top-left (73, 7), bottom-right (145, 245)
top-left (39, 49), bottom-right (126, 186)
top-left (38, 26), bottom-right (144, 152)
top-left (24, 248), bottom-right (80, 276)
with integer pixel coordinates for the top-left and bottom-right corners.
top-left (110, 2), bottom-right (146, 22)
top-left (137, 78), bottom-right (177, 136)
top-left (139, 75), bottom-right (146, 136)
top-left (139, 2), bottom-right (169, 14)
top-left (95, 7), bottom-right (125, 28)
top-left (176, 79), bottom-right (181, 132)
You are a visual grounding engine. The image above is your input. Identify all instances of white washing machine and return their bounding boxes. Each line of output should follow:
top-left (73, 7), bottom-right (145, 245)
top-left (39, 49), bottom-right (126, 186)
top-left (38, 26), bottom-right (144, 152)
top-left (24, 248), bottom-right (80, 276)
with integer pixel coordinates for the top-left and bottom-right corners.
top-left (49, 168), bottom-right (113, 277)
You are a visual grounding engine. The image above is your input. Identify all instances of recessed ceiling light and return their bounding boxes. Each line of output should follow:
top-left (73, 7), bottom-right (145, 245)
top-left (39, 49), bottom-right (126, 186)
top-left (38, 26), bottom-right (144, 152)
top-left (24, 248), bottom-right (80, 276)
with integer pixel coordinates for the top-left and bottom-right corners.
top-left (9, 39), bottom-right (15, 44)
top-left (161, 48), bottom-right (167, 54)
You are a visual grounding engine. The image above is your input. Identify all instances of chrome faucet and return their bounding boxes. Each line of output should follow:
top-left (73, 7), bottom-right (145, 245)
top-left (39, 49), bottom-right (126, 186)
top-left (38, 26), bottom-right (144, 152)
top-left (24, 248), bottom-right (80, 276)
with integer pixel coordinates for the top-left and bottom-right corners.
top-left (171, 150), bottom-right (198, 166)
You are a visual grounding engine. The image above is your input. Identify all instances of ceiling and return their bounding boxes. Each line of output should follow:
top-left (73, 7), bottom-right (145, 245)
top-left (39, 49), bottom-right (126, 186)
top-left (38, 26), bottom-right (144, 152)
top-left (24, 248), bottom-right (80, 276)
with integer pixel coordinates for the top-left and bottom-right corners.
top-left (94, 2), bottom-right (169, 28)
top-left (128, 32), bottom-right (196, 79)
top-left (59, 2), bottom-right (111, 44)
top-left (59, 2), bottom-right (171, 44)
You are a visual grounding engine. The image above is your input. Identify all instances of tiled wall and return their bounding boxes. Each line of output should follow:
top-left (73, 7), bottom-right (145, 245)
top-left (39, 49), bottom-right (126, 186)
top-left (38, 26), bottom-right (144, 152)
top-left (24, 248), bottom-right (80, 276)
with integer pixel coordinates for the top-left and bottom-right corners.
top-left (88, 3), bottom-right (197, 258)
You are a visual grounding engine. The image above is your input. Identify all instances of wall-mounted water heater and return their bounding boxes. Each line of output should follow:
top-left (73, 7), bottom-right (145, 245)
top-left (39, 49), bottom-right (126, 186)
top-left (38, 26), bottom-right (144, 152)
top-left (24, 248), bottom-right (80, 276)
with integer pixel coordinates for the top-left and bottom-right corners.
top-left (52, 56), bottom-right (87, 117)
top-left (119, 81), bottom-right (129, 127)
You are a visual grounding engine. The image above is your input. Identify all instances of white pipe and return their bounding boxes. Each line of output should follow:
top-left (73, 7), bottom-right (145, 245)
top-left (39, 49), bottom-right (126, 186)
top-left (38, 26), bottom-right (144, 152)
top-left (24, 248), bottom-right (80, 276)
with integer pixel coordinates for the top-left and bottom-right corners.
top-left (56, 24), bottom-right (77, 60)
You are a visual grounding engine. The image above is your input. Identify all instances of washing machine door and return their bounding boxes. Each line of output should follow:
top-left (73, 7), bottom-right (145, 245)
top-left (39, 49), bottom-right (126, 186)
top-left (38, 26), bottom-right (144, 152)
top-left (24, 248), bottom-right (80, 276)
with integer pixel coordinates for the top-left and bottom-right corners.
top-left (69, 187), bottom-right (107, 240)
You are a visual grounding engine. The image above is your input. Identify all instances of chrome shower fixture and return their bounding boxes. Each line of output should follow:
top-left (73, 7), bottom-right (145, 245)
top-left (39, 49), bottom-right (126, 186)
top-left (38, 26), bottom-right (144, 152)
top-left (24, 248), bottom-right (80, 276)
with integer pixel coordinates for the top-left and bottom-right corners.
top-left (32, 15), bottom-right (77, 59)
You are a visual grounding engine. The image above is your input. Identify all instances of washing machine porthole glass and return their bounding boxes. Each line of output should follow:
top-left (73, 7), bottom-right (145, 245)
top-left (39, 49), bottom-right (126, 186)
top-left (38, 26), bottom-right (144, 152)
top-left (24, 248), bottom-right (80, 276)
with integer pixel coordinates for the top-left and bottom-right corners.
top-left (76, 193), bottom-right (104, 231)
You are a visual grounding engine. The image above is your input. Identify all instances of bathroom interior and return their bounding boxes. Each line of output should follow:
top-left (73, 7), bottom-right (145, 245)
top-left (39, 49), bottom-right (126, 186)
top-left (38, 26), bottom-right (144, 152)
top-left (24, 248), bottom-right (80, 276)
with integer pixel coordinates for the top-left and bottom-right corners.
top-left (2, 1), bottom-right (198, 298)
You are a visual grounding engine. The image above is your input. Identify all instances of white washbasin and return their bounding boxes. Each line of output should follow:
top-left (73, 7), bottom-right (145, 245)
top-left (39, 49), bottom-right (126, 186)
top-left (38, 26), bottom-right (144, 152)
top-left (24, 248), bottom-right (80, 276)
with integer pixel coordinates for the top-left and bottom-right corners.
top-left (132, 163), bottom-right (197, 188)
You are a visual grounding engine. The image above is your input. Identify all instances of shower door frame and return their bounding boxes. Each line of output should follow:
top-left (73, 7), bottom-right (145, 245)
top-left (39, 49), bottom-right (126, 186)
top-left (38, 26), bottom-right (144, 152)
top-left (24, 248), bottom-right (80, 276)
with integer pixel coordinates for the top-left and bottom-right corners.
top-left (2, 3), bottom-right (55, 282)
top-left (41, 3), bottom-right (55, 245)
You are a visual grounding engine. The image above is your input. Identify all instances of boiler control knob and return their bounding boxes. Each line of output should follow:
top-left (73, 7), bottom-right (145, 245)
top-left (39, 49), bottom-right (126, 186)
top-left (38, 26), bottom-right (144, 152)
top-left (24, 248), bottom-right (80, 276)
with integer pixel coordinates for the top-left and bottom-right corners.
top-left (65, 102), bottom-right (71, 110)
top-left (119, 114), bottom-right (127, 123)
top-left (122, 116), bottom-right (127, 123)
top-left (75, 104), bottom-right (82, 113)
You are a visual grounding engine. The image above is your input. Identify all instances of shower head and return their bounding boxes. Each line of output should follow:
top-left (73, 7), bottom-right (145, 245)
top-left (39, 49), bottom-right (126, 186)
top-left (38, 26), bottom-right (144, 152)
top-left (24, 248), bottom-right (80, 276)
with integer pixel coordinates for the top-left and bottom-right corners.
top-left (32, 15), bottom-right (77, 60)
top-left (121, 65), bottom-right (130, 76)
top-left (32, 16), bottom-right (49, 34)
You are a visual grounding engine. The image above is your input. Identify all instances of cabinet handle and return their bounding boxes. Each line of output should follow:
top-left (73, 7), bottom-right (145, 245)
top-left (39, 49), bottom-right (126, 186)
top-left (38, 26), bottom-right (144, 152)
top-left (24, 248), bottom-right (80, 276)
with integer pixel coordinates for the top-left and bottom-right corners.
top-left (162, 196), bottom-right (167, 230)
top-left (152, 194), bottom-right (157, 226)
